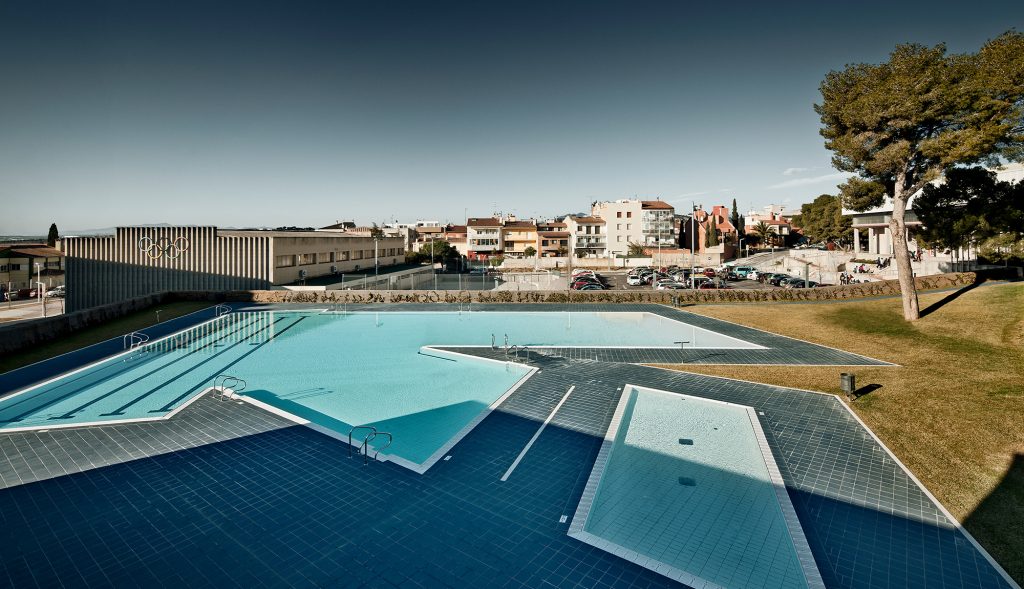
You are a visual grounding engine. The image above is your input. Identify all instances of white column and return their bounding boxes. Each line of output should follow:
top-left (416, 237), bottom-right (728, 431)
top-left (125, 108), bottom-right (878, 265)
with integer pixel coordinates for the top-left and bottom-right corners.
top-left (853, 228), bottom-right (861, 253)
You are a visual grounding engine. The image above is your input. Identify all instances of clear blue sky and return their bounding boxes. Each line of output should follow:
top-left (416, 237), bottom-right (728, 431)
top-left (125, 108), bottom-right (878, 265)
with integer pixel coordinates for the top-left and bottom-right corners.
top-left (1, 0), bottom-right (1020, 234)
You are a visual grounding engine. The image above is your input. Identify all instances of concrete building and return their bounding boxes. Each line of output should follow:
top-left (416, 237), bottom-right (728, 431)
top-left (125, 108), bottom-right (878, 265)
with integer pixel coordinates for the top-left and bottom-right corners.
top-left (466, 218), bottom-right (503, 261)
top-left (0, 244), bottom-right (64, 297)
top-left (61, 226), bottom-right (404, 311)
top-left (844, 163), bottom-right (1024, 256)
top-left (565, 216), bottom-right (606, 258)
top-left (592, 199), bottom-right (676, 256)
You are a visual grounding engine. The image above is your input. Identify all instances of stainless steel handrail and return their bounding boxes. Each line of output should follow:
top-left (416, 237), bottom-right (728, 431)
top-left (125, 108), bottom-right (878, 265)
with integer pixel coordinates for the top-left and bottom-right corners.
top-left (348, 425), bottom-right (377, 458)
top-left (362, 431), bottom-right (393, 465)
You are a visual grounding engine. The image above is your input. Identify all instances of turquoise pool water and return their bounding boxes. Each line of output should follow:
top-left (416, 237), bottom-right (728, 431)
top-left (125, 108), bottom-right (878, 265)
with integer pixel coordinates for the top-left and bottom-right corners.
top-left (0, 311), bottom-right (758, 467)
top-left (572, 386), bottom-right (813, 588)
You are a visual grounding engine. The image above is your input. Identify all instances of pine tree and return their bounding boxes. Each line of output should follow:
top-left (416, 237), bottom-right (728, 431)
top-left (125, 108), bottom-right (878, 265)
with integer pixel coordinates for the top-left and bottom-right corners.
top-left (46, 223), bottom-right (59, 247)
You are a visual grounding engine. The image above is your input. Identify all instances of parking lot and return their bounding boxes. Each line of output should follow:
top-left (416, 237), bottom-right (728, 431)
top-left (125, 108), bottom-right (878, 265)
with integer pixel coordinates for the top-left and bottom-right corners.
top-left (598, 269), bottom-right (784, 291)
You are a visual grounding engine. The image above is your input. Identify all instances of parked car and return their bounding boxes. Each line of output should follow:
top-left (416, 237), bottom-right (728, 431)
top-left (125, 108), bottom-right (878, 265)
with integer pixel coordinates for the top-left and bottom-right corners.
top-left (656, 282), bottom-right (687, 290)
top-left (747, 270), bottom-right (761, 281)
top-left (45, 285), bottom-right (66, 298)
top-left (732, 266), bottom-right (756, 278)
top-left (2, 291), bottom-right (17, 301)
top-left (626, 274), bottom-right (646, 286)
top-left (703, 268), bottom-right (717, 278)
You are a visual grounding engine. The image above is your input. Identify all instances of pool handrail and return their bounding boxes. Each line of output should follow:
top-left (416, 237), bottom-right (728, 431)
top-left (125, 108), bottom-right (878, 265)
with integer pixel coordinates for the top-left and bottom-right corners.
top-left (348, 425), bottom-right (377, 459)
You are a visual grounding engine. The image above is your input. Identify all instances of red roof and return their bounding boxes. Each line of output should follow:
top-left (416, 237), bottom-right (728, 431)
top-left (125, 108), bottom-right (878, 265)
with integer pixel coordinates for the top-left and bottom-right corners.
top-left (502, 221), bottom-right (536, 228)
top-left (539, 231), bottom-right (571, 237)
top-left (467, 217), bottom-right (501, 227)
top-left (641, 200), bottom-right (673, 210)
top-left (571, 216), bottom-right (605, 224)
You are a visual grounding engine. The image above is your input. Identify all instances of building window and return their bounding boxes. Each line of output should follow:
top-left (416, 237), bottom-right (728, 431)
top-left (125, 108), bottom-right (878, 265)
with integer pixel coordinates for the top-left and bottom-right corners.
top-left (364, 250), bottom-right (374, 258)
top-left (627, 211), bottom-right (632, 218)
top-left (299, 253), bottom-right (316, 265)
top-left (353, 250), bottom-right (363, 260)
top-left (616, 212), bottom-right (622, 218)
top-left (339, 251), bottom-right (350, 261)
top-left (0, 265), bottom-right (8, 272)
top-left (275, 255), bottom-right (296, 268)
top-left (626, 223), bottom-right (632, 230)
top-left (617, 236), bottom-right (623, 242)
top-left (318, 252), bottom-right (333, 263)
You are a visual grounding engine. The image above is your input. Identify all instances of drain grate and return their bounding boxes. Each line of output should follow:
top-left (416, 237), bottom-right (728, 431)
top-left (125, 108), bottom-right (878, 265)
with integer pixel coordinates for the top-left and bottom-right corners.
top-left (678, 438), bottom-right (693, 445)
top-left (678, 477), bottom-right (696, 487)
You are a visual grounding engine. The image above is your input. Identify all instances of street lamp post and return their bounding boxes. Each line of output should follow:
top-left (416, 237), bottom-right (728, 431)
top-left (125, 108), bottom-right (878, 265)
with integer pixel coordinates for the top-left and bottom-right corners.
top-left (691, 204), bottom-right (699, 290)
top-left (430, 235), bottom-right (437, 290)
top-left (35, 262), bottom-right (45, 318)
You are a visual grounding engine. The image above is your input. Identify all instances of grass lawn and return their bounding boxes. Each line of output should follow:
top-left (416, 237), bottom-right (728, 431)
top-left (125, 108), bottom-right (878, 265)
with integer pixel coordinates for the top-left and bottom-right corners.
top-left (0, 301), bottom-right (213, 375)
top-left (652, 282), bottom-right (1024, 583)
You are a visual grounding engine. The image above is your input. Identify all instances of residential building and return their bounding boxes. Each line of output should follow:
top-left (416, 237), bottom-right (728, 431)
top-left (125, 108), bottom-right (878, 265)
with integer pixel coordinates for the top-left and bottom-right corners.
top-left (0, 244), bottom-right (64, 297)
top-left (443, 225), bottom-right (469, 257)
top-left (536, 221), bottom-right (570, 257)
top-left (591, 199), bottom-right (676, 256)
top-left (744, 205), bottom-right (793, 245)
top-left (466, 218), bottom-right (503, 261)
top-left (565, 216), bottom-right (606, 258)
top-left (61, 226), bottom-right (404, 312)
top-left (501, 221), bottom-right (538, 258)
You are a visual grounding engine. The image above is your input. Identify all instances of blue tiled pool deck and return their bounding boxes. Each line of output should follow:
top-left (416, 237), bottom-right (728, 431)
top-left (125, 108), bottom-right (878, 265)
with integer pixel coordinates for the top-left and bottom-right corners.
top-left (0, 304), bottom-right (1016, 589)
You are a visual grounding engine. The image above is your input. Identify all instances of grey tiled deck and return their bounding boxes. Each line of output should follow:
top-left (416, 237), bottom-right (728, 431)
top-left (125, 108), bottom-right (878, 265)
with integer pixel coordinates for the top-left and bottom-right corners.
top-left (0, 304), bottom-right (1013, 589)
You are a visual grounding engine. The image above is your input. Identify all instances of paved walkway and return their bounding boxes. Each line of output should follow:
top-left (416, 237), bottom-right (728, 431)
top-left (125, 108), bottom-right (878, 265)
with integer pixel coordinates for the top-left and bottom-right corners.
top-left (0, 304), bottom-right (1014, 589)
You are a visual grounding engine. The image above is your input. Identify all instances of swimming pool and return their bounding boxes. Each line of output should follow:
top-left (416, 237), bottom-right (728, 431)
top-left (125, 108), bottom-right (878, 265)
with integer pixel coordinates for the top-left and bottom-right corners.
top-left (569, 385), bottom-right (824, 588)
top-left (0, 310), bottom-right (760, 471)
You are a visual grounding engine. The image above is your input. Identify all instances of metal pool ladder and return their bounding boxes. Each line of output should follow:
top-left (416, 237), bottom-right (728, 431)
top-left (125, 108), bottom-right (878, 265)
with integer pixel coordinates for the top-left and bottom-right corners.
top-left (347, 426), bottom-right (394, 465)
top-left (214, 304), bottom-right (232, 317)
top-left (212, 375), bottom-right (247, 400)
top-left (122, 331), bottom-right (150, 360)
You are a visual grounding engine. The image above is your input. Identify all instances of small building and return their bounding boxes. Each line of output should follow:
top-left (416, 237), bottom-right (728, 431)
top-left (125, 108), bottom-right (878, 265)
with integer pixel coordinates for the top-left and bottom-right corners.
top-left (61, 226), bottom-right (404, 311)
top-left (0, 244), bottom-right (64, 296)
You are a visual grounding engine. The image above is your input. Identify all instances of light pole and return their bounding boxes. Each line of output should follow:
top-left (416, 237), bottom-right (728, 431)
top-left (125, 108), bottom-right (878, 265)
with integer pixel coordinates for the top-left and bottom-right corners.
top-left (35, 262), bottom-right (45, 318)
top-left (430, 235), bottom-right (437, 290)
top-left (691, 204), bottom-right (699, 290)
top-left (374, 236), bottom-right (379, 283)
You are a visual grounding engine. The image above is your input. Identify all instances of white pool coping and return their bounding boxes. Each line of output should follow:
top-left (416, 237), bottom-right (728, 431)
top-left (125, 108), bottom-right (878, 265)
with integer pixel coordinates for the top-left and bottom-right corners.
top-left (567, 384), bottom-right (825, 589)
top-left (227, 346), bottom-right (539, 475)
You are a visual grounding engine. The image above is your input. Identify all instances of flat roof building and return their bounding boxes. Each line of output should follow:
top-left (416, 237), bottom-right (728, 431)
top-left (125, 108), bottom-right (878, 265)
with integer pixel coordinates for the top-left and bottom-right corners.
top-left (61, 226), bottom-right (404, 311)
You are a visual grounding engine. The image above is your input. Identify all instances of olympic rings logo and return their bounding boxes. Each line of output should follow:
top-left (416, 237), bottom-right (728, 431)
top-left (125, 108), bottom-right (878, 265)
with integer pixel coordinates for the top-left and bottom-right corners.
top-left (138, 236), bottom-right (190, 260)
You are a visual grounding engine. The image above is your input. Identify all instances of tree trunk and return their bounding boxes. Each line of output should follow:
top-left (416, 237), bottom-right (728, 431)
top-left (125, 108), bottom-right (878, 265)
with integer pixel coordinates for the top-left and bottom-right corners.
top-left (889, 181), bottom-right (920, 321)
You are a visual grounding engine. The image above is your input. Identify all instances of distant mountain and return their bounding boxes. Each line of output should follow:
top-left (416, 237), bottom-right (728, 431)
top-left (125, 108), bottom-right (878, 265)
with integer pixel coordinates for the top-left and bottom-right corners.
top-left (64, 223), bottom-right (182, 236)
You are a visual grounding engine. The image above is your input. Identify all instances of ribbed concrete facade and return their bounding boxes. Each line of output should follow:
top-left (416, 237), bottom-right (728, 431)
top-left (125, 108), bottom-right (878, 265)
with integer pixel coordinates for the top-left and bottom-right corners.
top-left (63, 227), bottom-right (273, 312)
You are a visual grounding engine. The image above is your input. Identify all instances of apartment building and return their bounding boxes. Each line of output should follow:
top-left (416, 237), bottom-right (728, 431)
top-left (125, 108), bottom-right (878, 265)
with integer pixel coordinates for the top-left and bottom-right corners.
top-left (744, 205), bottom-right (793, 245)
top-left (466, 218), bottom-right (503, 261)
top-left (61, 226), bottom-right (404, 311)
top-left (536, 221), bottom-right (569, 257)
top-left (592, 199), bottom-right (676, 256)
top-left (0, 244), bottom-right (64, 296)
top-left (565, 216), bottom-right (606, 258)
top-left (501, 221), bottom-right (538, 258)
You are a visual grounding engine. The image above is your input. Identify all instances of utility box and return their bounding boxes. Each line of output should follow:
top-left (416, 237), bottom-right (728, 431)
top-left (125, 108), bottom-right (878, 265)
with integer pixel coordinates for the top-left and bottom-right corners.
top-left (840, 373), bottom-right (856, 398)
